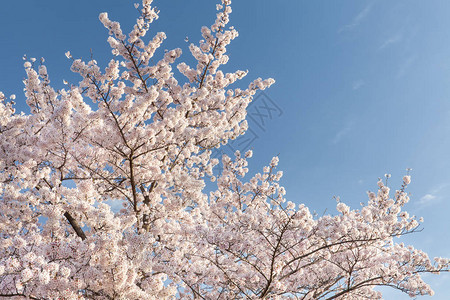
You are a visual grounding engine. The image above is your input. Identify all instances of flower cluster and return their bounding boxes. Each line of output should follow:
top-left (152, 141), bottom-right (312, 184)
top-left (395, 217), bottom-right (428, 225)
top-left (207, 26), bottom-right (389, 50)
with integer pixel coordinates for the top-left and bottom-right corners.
top-left (0, 0), bottom-right (447, 299)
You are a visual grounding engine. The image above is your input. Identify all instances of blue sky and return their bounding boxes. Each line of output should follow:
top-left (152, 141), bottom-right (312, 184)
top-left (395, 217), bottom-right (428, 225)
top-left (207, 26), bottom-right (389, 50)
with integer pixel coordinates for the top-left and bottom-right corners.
top-left (1, 0), bottom-right (450, 298)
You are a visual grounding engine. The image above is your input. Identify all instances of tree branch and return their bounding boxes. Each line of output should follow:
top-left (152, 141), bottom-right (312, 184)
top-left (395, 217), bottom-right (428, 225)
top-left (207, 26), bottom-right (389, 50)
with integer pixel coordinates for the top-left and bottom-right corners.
top-left (64, 211), bottom-right (87, 240)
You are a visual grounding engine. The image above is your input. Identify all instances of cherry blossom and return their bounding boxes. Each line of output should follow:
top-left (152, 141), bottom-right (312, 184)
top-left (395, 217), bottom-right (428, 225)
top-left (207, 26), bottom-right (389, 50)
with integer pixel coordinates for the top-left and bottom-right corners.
top-left (0, 0), bottom-right (448, 299)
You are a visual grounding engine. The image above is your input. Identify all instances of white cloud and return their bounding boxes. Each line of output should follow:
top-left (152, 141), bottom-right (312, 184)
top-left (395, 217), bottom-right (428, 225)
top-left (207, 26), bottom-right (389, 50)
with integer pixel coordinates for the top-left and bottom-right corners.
top-left (415, 183), bottom-right (448, 209)
top-left (332, 122), bottom-right (354, 144)
top-left (417, 194), bottom-right (436, 206)
top-left (379, 33), bottom-right (402, 50)
top-left (352, 79), bottom-right (365, 90)
top-left (396, 54), bottom-right (417, 78)
top-left (339, 3), bottom-right (374, 33)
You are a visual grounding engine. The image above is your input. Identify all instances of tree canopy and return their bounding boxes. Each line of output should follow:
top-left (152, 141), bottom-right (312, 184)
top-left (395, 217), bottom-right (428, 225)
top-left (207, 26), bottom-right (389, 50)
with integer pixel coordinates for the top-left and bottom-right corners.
top-left (0, 0), bottom-right (448, 299)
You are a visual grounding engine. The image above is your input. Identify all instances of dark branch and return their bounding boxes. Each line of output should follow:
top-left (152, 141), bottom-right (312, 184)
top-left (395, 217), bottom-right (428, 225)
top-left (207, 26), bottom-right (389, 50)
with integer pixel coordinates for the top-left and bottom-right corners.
top-left (64, 211), bottom-right (87, 240)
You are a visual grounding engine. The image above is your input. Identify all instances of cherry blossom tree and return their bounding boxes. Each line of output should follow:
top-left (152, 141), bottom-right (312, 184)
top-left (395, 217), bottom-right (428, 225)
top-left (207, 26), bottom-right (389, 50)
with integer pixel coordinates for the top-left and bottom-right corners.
top-left (0, 0), bottom-right (448, 299)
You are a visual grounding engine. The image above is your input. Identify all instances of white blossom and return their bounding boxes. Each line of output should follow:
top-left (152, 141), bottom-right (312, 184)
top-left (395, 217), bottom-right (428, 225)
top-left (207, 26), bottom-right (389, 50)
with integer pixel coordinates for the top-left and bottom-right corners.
top-left (0, 0), bottom-right (446, 299)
